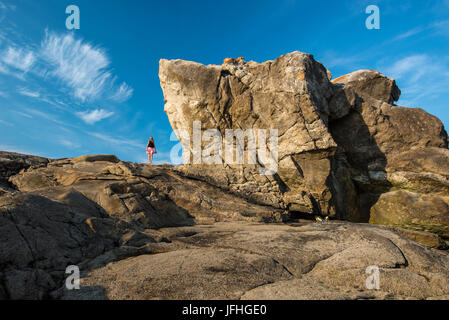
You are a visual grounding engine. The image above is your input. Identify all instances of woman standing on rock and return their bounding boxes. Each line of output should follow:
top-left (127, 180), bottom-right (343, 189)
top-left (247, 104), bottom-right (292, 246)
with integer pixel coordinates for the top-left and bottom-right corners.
top-left (146, 137), bottom-right (157, 164)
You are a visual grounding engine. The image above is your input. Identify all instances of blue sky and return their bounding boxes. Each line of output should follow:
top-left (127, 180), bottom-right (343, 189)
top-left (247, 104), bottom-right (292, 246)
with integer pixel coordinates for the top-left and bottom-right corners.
top-left (0, 0), bottom-right (448, 164)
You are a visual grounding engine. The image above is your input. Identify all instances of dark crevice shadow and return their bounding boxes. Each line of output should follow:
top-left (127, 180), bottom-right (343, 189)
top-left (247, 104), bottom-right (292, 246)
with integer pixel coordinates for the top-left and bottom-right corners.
top-left (328, 94), bottom-right (392, 223)
top-left (290, 157), bottom-right (305, 179)
top-left (272, 172), bottom-right (290, 193)
top-left (0, 177), bottom-right (15, 191)
top-left (289, 211), bottom-right (317, 221)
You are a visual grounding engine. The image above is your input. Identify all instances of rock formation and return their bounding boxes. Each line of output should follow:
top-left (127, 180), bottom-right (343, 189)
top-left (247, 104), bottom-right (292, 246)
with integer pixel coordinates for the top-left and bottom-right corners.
top-left (160, 52), bottom-right (342, 217)
top-left (1, 51), bottom-right (449, 300)
top-left (1, 150), bottom-right (449, 300)
top-left (159, 51), bottom-right (449, 237)
top-left (0, 153), bottom-right (285, 299)
top-left (331, 69), bottom-right (449, 236)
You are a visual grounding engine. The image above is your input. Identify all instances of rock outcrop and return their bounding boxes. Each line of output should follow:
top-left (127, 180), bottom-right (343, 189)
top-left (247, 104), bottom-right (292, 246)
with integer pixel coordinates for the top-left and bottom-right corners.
top-left (331, 69), bottom-right (449, 236)
top-left (8, 155), bottom-right (284, 228)
top-left (159, 51), bottom-right (449, 236)
top-left (1, 152), bottom-right (449, 300)
top-left (1, 154), bottom-right (285, 299)
top-left (160, 52), bottom-right (344, 218)
top-left (0, 151), bottom-right (48, 192)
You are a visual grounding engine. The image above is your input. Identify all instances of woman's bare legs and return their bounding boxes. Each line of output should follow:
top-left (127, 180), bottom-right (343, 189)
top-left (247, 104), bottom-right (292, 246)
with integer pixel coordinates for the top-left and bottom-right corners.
top-left (148, 154), bottom-right (153, 165)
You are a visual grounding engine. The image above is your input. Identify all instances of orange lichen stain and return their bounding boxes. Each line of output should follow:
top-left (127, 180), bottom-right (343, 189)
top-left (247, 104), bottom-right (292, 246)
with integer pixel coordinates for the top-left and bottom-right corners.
top-left (223, 57), bottom-right (245, 65)
top-left (332, 73), bottom-right (350, 83)
top-left (85, 218), bottom-right (96, 233)
top-left (297, 71), bottom-right (306, 80)
top-left (223, 57), bottom-right (236, 65)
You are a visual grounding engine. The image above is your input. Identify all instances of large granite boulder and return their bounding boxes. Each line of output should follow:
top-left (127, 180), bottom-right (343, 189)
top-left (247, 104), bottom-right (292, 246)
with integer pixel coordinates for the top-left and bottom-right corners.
top-left (160, 52), bottom-right (355, 218)
top-left (332, 69), bottom-right (401, 104)
top-left (160, 53), bottom-right (449, 236)
top-left (330, 69), bottom-right (449, 235)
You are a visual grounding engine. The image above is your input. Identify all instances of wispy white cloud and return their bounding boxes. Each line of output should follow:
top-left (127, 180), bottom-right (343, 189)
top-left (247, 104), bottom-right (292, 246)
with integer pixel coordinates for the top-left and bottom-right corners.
top-left (17, 87), bottom-right (40, 98)
top-left (110, 82), bottom-right (134, 103)
top-left (0, 65), bottom-right (25, 79)
top-left (433, 19), bottom-right (449, 37)
top-left (1, 47), bottom-right (35, 72)
top-left (38, 96), bottom-right (67, 110)
top-left (322, 53), bottom-right (362, 69)
top-left (86, 131), bottom-right (143, 149)
top-left (40, 31), bottom-right (133, 102)
top-left (0, 119), bottom-right (14, 127)
top-left (0, 63), bottom-right (8, 74)
top-left (0, 1), bottom-right (13, 23)
top-left (393, 27), bottom-right (425, 41)
top-left (12, 110), bottom-right (33, 119)
top-left (0, 47), bottom-right (33, 79)
top-left (59, 138), bottom-right (80, 149)
top-left (384, 55), bottom-right (433, 82)
top-left (0, 1), bottom-right (16, 12)
top-left (392, 19), bottom-right (449, 42)
top-left (76, 109), bottom-right (114, 125)
top-left (381, 54), bottom-right (449, 107)
top-left (21, 107), bottom-right (68, 126)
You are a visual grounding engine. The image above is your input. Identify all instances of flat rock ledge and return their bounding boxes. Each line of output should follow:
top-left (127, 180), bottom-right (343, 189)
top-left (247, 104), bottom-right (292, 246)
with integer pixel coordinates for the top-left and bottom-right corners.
top-left (56, 221), bottom-right (449, 300)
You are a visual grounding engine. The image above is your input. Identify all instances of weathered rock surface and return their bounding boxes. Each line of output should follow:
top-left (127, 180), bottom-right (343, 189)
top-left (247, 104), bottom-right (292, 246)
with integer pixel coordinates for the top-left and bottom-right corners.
top-left (1, 152), bottom-right (449, 300)
top-left (0, 153), bottom-right (285, 299)
top-left (57, 221), bottom-right (449, 300)
top-left (330, 70), bottom-right (449, 234)
top-left (160, 52), bottom-right (345, 218)
top-left (332, 69), bottom-right (401, 104)
top-left (160, 52), bottom-right (449, 236)
top-left (8, 156), bottom-right (284, 228)
top-left (0, 151), bottom-right (48, 192)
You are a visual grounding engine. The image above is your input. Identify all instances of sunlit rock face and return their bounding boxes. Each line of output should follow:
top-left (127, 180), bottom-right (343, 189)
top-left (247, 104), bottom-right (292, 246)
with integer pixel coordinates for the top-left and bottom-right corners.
top-left (160, 52), bottom-right (348, 217)
top-left (160, 51), bottom-right (449, 234)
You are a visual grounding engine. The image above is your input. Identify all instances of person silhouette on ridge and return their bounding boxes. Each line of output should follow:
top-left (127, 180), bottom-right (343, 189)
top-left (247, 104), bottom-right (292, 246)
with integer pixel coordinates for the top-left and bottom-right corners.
top-left (146, 137), bottom-right (156, 164)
